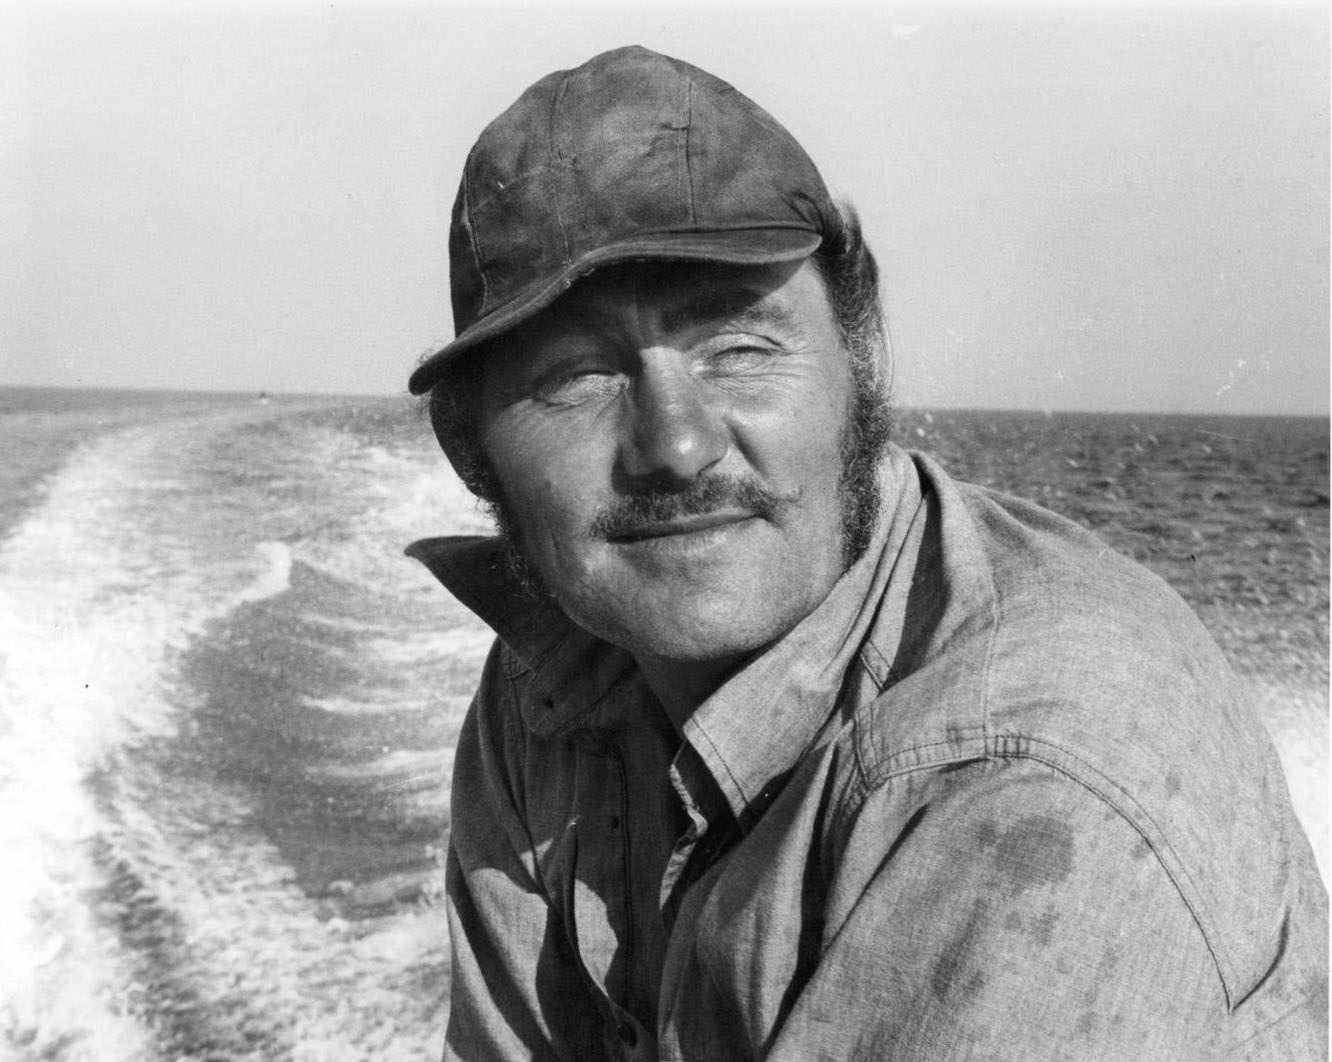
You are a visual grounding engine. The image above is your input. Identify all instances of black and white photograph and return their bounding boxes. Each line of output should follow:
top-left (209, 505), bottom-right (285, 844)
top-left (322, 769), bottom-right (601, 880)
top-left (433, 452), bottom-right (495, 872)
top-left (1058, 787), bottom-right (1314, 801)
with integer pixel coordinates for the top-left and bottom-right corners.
top-left (2, 3), bottom-right (1327, 1060)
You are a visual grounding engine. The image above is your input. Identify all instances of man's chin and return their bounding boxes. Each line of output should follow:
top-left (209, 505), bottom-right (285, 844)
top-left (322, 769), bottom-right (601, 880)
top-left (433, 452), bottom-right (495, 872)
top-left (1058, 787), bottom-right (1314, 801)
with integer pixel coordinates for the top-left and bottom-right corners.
top-left (557, 576), bottom-right (800, 666)
top-left (591, 618), bottom-right (774, 671)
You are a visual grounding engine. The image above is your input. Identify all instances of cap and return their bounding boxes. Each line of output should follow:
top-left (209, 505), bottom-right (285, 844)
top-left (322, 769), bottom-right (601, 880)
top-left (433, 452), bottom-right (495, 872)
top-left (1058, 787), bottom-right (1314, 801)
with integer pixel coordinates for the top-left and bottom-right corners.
top-left (407, 45), bottom-right (837, 395)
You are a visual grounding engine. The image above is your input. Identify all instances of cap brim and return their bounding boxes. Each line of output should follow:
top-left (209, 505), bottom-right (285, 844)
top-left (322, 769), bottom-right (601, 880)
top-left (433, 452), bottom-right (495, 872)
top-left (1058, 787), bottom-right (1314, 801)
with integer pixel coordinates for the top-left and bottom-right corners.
top-left (407, 227), bottom-right (821, 395)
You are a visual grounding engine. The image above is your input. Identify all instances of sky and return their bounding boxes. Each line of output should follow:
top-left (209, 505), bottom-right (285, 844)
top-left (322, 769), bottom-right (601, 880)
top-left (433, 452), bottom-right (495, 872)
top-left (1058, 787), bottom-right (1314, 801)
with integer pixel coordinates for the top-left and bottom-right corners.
top-left (1, 1), bottom-right (1328, 414)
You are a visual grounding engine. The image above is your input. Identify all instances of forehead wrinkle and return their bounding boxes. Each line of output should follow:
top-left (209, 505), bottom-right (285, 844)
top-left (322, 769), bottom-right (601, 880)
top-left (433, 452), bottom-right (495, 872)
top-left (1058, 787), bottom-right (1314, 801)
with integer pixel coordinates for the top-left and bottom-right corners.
top-left (660, 287), bottom-right (804, 339)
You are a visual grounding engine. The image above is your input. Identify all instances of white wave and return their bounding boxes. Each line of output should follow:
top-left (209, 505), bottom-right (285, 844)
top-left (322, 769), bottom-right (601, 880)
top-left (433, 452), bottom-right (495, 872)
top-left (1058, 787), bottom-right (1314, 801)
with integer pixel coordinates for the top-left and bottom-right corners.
top-left (287, 441), bottom-right (495, 603)
top-left (1, 403), bottom-right (462, 1059)
top-left (302, 693), bottom-right (405, 717)
top-left (0, 426), bottom-right (188, 1057)
top-left (312, 747), bottom-right (452, 783)
top-left (237, 541), bottom-right (293, 604)
top-left (0, 418), bottom-right (319, 1059)
top-left (359, 625), bottom-right (494, 667)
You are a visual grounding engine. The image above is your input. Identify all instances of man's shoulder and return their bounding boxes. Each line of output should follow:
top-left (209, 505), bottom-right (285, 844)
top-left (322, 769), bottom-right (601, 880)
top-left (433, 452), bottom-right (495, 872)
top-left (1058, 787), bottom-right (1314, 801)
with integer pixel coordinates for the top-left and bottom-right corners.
top-left (943, 454), bottom-right (1201, 644)
top-left (853, 452), bottom-right (1286, 832)
top-left (840, 452), bottom-right (1321, 1011)
top-left (857, 451), bottom-right (1230, 750)
top-left (945, 460), bottom-right (1234, 715)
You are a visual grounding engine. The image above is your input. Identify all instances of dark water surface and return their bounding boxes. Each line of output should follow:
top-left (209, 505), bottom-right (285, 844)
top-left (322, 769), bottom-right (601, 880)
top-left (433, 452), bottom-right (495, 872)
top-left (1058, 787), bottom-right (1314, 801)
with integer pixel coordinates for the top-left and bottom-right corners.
top-left (901, 409), bottom-right (1329, 682)
top-left (1, 390), bottom-right (1324, 1061)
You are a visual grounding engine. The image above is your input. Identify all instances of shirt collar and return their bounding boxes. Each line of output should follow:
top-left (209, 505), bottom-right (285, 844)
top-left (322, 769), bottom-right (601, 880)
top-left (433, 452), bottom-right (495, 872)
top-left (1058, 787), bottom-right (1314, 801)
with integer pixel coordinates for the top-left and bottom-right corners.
top-left (404, 534), bottom-right (642, 738)
top-left (406, 444), bottom-right (926, 784)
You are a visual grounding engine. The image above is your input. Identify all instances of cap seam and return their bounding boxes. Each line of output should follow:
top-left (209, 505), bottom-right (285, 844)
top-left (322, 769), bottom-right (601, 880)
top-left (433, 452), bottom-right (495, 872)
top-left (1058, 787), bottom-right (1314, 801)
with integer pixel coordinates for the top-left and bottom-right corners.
top-left (465, 162), bottom-right (569, 216)
top-left (460, 154), bottom-right (492, 319)
top-left (684, 77), bottom-right (698, 227)
top-left (547, 70), bottom-right (574, 262)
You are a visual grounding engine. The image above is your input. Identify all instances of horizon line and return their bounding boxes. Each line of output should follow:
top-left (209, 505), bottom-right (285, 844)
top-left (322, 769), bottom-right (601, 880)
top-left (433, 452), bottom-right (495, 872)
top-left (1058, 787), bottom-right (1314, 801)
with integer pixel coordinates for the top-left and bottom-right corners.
top-left (1, 381), bottom-right (1327, 420)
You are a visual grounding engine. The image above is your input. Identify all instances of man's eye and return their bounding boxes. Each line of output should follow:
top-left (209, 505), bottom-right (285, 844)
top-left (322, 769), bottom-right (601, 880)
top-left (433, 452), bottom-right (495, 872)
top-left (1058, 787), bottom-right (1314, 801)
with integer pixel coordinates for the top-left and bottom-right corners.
top-left (703, 343), bottom-right (776, 374)
top-left (532, 368), bottom-right (622, 404)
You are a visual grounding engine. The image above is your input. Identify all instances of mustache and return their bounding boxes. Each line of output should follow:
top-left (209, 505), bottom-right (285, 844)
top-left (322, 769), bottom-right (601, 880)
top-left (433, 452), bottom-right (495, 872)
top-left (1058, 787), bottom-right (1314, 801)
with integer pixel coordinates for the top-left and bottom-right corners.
top-left (590, 475), bottom-right (799, 540)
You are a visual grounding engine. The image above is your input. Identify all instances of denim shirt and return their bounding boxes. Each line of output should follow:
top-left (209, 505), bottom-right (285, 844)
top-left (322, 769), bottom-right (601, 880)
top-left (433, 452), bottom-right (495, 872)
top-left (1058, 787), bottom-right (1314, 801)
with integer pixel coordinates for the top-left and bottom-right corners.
top-left (410, 445), bottom-right (1327, 1061)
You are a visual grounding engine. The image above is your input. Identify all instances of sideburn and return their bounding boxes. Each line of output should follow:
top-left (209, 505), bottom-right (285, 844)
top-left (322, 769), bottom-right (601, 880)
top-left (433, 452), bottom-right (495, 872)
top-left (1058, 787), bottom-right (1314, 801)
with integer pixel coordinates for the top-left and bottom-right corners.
top-left (835, 367), bottom-right (894, 570)
top-left (488, 495), bottom-right (552, 601)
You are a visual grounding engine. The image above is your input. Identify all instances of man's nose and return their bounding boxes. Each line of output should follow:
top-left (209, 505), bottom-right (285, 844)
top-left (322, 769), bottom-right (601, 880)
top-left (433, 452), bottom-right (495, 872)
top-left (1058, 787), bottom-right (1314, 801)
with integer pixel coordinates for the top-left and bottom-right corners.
top-left (618, 353), bottom-right (728, 487)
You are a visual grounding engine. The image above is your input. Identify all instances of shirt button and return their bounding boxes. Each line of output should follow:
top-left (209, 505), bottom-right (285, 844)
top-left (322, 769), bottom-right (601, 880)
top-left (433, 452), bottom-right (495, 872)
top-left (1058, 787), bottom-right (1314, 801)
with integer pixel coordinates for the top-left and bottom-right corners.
top-left (617, 1021), bottom-right (638, 1047)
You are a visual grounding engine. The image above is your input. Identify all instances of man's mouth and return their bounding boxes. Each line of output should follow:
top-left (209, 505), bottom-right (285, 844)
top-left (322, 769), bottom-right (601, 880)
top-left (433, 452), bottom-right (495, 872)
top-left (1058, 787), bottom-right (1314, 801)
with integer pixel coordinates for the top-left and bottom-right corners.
top-left (588, 474), bottom-right (799, 543)
top-left (607, 509), bottom-right (758, 543)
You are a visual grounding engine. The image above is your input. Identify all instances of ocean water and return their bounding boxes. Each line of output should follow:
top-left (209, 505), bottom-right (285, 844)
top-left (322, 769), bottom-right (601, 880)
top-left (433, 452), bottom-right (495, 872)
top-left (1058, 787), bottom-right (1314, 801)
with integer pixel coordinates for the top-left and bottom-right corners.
top-left (0, 389), bottom-right (1326, 1061)
top-left (0, 389), bottom-right (491, 1062)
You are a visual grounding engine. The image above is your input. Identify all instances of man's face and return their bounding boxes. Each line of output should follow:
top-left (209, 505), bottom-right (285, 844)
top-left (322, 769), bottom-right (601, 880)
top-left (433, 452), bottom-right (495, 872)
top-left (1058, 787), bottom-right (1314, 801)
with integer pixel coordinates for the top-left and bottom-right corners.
top-left (477, 259), bottom-right (862, 667)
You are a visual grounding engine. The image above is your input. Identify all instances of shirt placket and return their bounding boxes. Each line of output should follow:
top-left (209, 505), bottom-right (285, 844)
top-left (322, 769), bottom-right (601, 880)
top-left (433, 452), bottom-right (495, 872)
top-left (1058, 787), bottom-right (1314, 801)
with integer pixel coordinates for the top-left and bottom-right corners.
top-left (564, 736), bottom-right (658, 1060)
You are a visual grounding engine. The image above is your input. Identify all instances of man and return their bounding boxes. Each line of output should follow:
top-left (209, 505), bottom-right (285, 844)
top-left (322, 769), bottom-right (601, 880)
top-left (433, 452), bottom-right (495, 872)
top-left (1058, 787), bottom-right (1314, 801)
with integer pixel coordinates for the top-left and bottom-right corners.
top-left (407, 46), bottom-right (1326, 1060)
